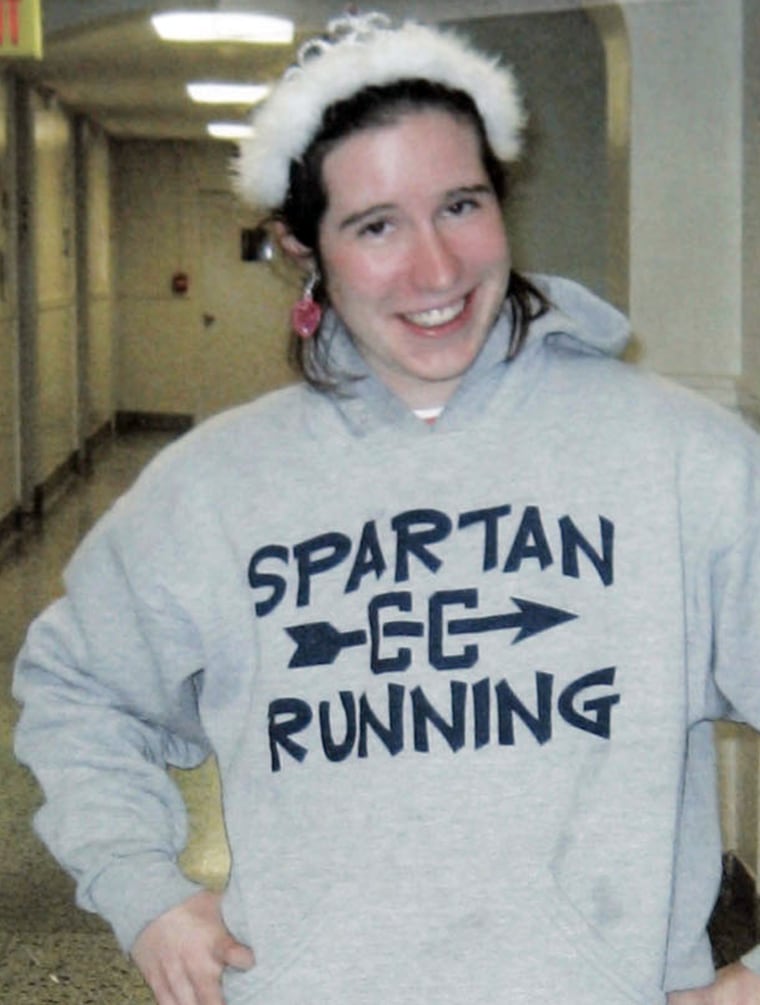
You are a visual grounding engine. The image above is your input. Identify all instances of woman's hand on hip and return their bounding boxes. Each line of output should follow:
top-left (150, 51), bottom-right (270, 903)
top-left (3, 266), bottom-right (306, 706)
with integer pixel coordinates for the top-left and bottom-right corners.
top-left (131, 889), bottom-right (254, 1005)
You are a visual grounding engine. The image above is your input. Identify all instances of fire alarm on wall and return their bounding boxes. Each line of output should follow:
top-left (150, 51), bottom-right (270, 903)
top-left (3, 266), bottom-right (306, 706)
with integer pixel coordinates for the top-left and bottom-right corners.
top-left (171, 271), bottom-right (189, 295)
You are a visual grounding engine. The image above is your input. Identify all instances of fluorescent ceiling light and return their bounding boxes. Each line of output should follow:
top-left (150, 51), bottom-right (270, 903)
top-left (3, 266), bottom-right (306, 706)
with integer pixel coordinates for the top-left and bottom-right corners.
top-left (188, 82), bottom-right (270, 105)
top-left (151, 12), bottom-right (294, 44)
top-left (207, 122), bottom-right (255, 140)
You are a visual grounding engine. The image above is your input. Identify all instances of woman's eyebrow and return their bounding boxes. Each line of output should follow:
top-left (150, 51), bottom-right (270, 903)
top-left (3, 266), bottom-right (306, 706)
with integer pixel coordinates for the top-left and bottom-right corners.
top-left (338, 203), bottom-right (396, 231)
top-left (444, 183), bottom-right (493, 200)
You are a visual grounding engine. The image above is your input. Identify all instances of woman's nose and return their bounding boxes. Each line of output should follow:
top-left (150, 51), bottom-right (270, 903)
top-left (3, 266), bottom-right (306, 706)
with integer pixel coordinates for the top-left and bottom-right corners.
top-left (410, 226), bottom-right (460, 291)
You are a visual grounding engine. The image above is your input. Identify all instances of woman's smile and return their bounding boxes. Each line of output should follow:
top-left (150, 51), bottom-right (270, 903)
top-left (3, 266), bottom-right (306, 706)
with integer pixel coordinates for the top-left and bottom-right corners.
top-left (401, 295), bottom-right (469, 331)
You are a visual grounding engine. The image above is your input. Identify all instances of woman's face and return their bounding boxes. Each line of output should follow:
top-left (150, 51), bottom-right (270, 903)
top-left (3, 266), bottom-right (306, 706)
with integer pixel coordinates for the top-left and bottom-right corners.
top-left (317, 109), bottom-right (511, 409)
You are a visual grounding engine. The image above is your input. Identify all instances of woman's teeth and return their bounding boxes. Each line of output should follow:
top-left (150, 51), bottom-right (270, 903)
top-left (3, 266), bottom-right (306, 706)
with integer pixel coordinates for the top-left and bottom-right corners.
top-left (404, 299), bottom-right (465, 328)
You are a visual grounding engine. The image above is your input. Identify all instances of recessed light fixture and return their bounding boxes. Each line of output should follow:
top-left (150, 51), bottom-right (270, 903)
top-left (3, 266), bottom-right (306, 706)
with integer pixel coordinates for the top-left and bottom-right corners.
top-left (151, 12), bottom-right (294, 45)
top-left (187, 82), bottom-right (271, 105)
top-left (207, 122), bottom-right (255, 140)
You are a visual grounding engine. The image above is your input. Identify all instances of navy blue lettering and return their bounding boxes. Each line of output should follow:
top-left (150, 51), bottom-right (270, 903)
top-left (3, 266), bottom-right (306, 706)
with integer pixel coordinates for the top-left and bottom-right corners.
top-left (358, 684), bottom-right (405, 757)
top-left (248, 544), bottom-right (288, 617)
top-left (495, 672), bottom-right (553, 745)
top-left (472, 677), bottom-right (491, 748)
top-left (269, 669), bottom-right (622, 772)
top-left (411, 681), bottom-right (467, 752)
top-left (458, 505), bottom-right (512, 571)
top-left (503, 506), bottom-right (553, 573)
top-left (429, 589), bottom-right (479, 671)
top-left (368, 591), bottom-right (423, 674)
top-left (293, 532), bottom-right (352, 607)
top-left (268, 697), bottom-right (312, 771)
top-left (558, 667), bottom-right (619, 737)
top-left (391, 509), bottom-right (452, 581)
top-left (345, 520), bottom-right (387, 593)
top-left (560, 515), bottom-right (614, 586)
top-left (319, 691), bottom-right (357, 762)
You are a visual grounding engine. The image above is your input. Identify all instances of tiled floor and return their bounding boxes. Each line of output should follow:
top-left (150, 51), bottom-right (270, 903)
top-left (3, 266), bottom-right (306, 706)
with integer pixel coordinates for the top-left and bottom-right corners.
top-left (0, 433), bottom-right (175, 1004)
top-left (0, 431), bottom-right (756, 1003)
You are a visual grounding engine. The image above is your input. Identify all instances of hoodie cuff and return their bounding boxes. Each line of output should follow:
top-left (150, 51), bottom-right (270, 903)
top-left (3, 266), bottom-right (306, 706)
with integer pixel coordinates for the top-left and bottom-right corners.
top-left (85, 853), bottom-right (204, 952)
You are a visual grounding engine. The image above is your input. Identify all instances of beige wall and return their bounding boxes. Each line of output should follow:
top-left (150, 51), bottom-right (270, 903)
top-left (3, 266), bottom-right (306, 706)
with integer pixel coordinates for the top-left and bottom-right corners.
top-left (115, 141), bottom-right (201, 416)
top-left (114, 139), bottom-right (295, 419)
top-left (34, 92), bottom-right (77, 481)
top-left (0, 75), bottom-right (17, 520)
top-left (741, 0), bottom-right (760, 419)
top-left (82, 121), bottom-right (115, 437)
top-left (0, 83), bottom-right (115, 522)
top-left (625, 0), bottom-right (744, 406)
top-left (722, 0), bottom-right (760, 880)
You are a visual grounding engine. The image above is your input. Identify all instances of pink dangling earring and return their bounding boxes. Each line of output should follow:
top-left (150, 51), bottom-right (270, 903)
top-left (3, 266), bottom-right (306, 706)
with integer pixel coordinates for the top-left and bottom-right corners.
top-left (291, 271), bottom-right (322, 338)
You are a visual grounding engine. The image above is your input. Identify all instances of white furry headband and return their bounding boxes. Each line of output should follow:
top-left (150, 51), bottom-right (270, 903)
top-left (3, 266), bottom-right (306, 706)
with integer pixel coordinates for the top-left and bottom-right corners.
top-left (235, 12), bottom-right (525, 209)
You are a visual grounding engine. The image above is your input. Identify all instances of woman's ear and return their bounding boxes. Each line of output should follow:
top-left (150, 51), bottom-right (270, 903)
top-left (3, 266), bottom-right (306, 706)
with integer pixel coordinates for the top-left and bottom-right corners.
top-left (272, 221), bottom-right (315, 273)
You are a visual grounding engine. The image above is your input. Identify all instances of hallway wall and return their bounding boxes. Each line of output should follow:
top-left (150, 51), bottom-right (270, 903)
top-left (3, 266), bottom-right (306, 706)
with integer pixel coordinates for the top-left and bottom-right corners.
top-left (742, 0), bottom-right (760, 412)
top-left (115, 140), bottom-right (206, 417)
top-left (33, 90), bottom-right (77, 482)
top-left (113, 140), bottom-right (295, 420)
top-left (0, 74), bottom-right (17, 524)
top-left (0, 80), bottom-right (115, 525)
top-left (625, 0), bottom-right (745, 409)
top-left (80, 119), bottom-right (116, 440)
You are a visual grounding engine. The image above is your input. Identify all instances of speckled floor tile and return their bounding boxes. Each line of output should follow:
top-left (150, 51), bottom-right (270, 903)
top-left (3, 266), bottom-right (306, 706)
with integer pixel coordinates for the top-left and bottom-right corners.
top-left (1, 932), bottom-right (153, 1003)
top-left (1, 433), bottom-right (176, 1004)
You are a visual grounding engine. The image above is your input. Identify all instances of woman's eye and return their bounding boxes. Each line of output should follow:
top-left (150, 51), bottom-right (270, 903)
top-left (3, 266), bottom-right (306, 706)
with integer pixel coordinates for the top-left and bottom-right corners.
top-left (358, 218), bottom-right (390, 237)
top-left (446, 197), bottom-right (479, 216)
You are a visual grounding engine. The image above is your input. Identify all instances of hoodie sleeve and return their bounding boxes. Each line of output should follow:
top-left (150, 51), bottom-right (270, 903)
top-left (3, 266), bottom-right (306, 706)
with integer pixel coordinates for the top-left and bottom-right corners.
top-left (665, 410), bottom-right (760, 988)
top-left (13, 486), bottom-right (212, 953)
top-left (708, 515), bottom-right (760, 978)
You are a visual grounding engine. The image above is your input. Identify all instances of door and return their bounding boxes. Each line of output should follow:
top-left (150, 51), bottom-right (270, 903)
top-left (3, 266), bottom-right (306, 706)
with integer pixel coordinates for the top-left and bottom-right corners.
top-left (198, 190), bottom-right (295, 421)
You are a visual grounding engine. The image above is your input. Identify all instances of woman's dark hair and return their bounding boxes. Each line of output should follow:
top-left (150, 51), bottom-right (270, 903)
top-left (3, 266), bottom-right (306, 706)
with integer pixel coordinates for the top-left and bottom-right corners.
top-left (274, 78), bottom-right (549, 390)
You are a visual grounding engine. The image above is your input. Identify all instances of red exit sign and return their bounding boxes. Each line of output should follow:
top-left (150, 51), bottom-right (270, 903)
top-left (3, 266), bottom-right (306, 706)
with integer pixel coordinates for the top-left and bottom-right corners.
top-left (0, 0), bottom-right (42, 59)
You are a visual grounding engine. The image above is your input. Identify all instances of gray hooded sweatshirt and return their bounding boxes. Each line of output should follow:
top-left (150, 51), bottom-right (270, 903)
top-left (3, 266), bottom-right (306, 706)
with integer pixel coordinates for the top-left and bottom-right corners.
top-left (14, 276), bottom-right (760, 1003)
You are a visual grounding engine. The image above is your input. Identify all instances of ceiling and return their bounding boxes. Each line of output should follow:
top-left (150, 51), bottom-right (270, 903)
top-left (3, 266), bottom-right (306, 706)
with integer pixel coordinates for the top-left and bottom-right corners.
top-left (9, 0), bottom-right (673, 143)
top-left (18, 10), bottom-right (299, 141)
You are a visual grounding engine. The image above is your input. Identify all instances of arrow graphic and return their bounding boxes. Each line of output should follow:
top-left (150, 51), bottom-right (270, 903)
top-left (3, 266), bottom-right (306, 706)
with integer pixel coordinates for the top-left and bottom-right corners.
top-left (286, 596), bottom-right (577, 669)
top-left (447, 596), bottom-right (577, 644)
top-left (286, 621), bottom-right (367, 668)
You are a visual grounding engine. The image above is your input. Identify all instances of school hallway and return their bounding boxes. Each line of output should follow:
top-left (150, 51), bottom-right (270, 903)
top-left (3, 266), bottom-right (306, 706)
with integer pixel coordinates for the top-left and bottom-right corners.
top-left (2, 1), bottom-right (760, 1000)
top-left (0, 432), bottom-right (172, 1004)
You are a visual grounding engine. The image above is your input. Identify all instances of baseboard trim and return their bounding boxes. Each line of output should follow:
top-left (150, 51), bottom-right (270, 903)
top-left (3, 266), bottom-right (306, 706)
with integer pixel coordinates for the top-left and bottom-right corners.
top-left (86, 419), bottom-right (114, 455)
top-left (115, 411), bottom-right (194, 434)
top-left (32, 450), bottom-right (80, 518)
top-left (0, 502), bottom-right (23, 557)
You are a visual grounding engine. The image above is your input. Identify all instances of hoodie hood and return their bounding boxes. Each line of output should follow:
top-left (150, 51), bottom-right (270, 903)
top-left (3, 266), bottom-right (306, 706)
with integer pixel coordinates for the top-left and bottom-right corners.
top-left (529, 274), bottom-right (630, 358)
top-left (312, 274), bottom-right (630, 437)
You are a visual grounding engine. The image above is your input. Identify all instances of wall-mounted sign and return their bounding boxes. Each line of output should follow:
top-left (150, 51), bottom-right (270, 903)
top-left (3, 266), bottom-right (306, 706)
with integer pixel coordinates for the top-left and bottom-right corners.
top-left (0, 0), bottom-right (42, 60)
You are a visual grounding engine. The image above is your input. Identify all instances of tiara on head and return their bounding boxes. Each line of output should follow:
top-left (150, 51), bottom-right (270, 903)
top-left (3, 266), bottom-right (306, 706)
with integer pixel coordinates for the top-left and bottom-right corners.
top-left (234, 12), bottom-right (525, 210)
